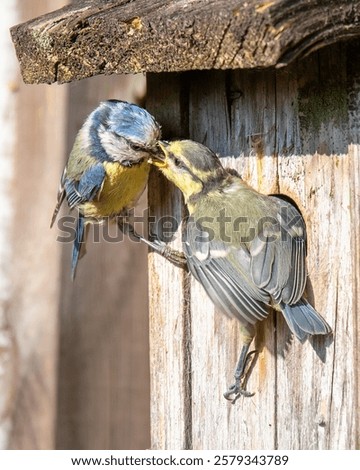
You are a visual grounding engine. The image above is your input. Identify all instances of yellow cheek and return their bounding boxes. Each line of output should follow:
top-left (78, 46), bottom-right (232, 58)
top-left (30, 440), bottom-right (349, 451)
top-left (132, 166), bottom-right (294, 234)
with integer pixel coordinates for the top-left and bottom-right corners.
top-left (159, 166), bottom-right (202, 201)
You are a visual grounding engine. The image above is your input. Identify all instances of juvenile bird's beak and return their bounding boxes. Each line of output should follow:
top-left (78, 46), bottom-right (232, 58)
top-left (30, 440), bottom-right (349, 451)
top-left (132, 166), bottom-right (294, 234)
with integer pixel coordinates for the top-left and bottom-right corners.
top-left (148, 141), bottom-right (168, 167)
top-left (157, 140), bottom-right (169, 152)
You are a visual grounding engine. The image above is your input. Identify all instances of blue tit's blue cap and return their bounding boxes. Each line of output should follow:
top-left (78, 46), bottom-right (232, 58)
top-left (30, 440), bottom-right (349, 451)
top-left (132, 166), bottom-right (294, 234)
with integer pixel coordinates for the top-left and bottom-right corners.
top-left (93, 100), bottom-right (161, 146)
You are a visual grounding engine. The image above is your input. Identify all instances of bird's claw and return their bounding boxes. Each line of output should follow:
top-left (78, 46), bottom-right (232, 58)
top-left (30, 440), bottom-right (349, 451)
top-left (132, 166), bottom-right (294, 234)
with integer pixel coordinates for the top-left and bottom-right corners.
top-left (224, 380), bottom-right (254, 404)
top-left (158, 244), bottom-right (187, 266)
top-left (120, 223), bottom-right (187, 266)
top-left (224, 349), bottom-right (257, 403)
top-left (148, 232), bottom-right (187, 266)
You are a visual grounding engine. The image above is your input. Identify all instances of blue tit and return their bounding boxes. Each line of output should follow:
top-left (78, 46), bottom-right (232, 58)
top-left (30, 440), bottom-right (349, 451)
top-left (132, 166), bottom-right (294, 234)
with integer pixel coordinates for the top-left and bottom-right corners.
top-left (150, 139), bottom-right (332, 402)
top-left (51, 99), bottom-right (161, 278)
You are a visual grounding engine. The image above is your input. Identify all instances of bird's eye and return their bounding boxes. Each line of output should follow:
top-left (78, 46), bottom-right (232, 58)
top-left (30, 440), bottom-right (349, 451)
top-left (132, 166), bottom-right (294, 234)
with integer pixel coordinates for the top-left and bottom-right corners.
top-left (130, 143), bottom-right (143, 151)
top-left (173, 157), bottom-right (182, 167)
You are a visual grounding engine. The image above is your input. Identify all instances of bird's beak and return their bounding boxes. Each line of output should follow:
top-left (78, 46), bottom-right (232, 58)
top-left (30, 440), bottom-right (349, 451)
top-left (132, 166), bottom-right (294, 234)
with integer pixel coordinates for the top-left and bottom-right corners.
top-left (148, 141), bottom-right (168, 167)
top-left (157, 140), bottom-right (169, 152)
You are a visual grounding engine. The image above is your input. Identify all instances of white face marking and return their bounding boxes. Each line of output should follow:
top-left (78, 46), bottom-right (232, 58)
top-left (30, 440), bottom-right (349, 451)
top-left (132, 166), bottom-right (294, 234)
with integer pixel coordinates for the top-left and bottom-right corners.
top-left (98, 124), bottom-right (148, 163)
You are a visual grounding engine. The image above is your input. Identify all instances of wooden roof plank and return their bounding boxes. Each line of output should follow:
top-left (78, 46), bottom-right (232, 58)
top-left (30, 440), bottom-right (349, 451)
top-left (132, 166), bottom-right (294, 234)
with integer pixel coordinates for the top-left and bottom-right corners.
top-left (10, 0), bottom-right (360, 84)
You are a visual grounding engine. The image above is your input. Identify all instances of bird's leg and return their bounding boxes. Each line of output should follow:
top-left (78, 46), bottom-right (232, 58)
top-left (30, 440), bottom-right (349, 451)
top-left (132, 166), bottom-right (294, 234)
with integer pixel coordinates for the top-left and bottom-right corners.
top-left (118, 219), bottom-right (187, 267)
top-left (224, 338), bottom-right (257, 403)
top-left (149, 238), bottom-right (187, 266)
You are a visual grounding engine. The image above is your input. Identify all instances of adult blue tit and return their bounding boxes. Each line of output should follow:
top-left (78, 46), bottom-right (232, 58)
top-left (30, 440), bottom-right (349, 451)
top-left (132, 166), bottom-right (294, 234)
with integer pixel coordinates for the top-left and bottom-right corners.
top-left (151, 139), bottom-right (332, 402)
top-left (51, 99), bottom-right (161, 279)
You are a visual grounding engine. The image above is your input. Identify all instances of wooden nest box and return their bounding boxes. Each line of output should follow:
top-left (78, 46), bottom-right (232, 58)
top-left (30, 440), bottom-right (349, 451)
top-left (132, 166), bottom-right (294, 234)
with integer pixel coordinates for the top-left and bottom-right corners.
top-left (11, 0), bottom-right (360, 450)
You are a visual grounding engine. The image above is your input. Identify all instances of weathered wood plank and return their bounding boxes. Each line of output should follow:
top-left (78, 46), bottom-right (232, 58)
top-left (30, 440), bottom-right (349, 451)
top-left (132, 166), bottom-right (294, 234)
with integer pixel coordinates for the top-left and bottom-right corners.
top-left (10, 0), bottom-right (360, 84)
top-left (348, 145), bottom-right (360, 451)
top-left (0, 0), bottom-right (21, 449)
top-left (0, 0), bottom-right (68, 449)
top-left (274, 45), bottom-right (355, 449)
top-left (55, 73), bottom-right (151, 450)
top-left (347, 42), bottom-right (360, 449)
top-left (188, 70), bottom-right (277, 449)
top-left (147, 42), bottom-right (359, 449)
top-left (147, 73), bottom-right (192, 449)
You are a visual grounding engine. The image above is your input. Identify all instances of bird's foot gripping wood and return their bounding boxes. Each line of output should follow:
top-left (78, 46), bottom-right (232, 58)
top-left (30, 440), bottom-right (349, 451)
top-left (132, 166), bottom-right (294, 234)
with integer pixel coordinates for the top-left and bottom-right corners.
top-left (152, 239), bottom-right (187, 267)
top-left (224, 345), bottom-right (257, 404)
top-left (118, 219), bottom-right (187, 267)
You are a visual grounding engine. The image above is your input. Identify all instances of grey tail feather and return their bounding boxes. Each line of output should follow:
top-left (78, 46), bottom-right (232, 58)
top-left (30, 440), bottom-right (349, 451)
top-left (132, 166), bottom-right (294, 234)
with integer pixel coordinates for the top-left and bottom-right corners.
top-left (280, 298), bottom-right (332, 342)
top-left (71, 214), bottom-right (85, 280)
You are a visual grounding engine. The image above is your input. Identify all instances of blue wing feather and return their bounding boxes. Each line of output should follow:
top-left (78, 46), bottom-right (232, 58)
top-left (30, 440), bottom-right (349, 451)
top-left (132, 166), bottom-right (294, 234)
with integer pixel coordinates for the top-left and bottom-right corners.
top-left (65, 163), bottom-right (105, 209)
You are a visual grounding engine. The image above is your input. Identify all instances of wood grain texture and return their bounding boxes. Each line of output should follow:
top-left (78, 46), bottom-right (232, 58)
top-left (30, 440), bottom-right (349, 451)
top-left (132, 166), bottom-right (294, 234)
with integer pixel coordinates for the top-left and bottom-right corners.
top-left (189, 69), bottom-right (279, 449)
top-left (0, 0), bottom-right (67, 450)
top-left (10, 0), bottom-right (360, 84)
top-left (2, 1), bottom-right (151, 449)
top-left (147, 73), bottom-right (192, 449)
top-left (0, 0), bottom-right (20, 449)
top-left (55, 73), bottom-right (151, 450)
top-left (147, 42), bottom-right (359, 449)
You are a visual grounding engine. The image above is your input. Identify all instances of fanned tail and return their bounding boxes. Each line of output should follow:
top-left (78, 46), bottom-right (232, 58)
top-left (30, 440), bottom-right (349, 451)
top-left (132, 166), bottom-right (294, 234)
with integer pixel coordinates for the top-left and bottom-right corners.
top-left (280, 298), bottom-right (332, 342)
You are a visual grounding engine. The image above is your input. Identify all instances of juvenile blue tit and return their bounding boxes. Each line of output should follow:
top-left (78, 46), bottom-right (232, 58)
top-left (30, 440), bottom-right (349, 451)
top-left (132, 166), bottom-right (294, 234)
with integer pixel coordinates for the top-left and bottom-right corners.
top-left (151, 139), bottom-right (332, 402)
top-left (51, 99), bottom-right (161, 278)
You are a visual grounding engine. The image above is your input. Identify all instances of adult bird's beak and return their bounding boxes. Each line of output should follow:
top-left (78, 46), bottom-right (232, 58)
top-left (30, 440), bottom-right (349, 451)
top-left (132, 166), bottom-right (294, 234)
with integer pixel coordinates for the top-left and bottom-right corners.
top-left (148, 141), bottom-right (168, 167)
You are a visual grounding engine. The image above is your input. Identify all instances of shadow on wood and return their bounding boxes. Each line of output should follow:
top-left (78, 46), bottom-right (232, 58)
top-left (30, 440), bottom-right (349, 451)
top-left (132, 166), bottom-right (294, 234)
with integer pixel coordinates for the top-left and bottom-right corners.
top-left (147, 42), bottom-right (359, 450)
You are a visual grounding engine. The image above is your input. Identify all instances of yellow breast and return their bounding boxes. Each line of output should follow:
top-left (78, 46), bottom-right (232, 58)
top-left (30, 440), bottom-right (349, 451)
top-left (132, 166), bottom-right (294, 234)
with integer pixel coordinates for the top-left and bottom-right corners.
top-left (81, 161), bottom-right (150, 219)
